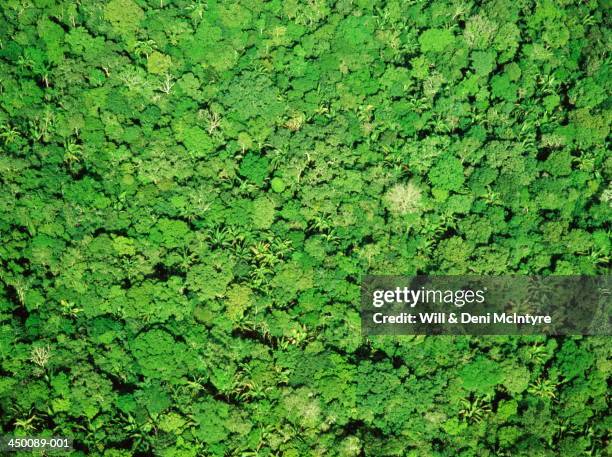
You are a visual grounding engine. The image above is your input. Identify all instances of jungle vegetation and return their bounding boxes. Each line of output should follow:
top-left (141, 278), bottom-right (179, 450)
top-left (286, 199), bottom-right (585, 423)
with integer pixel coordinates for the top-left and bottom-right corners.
top-left (0, 0), bottom-right (610, 456)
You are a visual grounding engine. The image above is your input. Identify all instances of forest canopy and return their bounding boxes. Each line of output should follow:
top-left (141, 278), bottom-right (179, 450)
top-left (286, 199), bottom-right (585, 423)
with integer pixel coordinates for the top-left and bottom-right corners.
top-left (0, 0), bottom-right (610, 456)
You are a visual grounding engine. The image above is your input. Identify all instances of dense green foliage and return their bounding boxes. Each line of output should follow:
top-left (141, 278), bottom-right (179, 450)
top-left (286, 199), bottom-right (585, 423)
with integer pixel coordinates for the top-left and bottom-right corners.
top-left (0, 0), bottom-right (610, 456)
